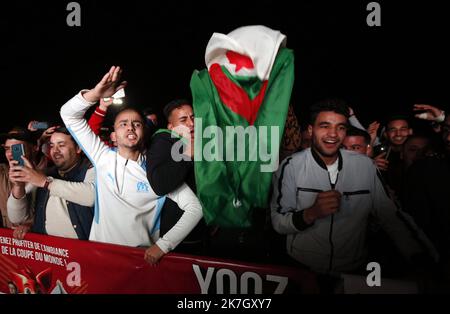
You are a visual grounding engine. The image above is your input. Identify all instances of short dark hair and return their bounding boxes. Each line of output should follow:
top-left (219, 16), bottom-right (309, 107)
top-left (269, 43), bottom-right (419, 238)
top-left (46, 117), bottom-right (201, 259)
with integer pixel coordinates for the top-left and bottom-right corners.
top-left (163, 99), bottom-right (191, 120)
top-left (345, 126), bottom-right (371, 145)
top-left (309, 98), bottom-right (350, 125)
top-left (113, 106), bottom-right (147, 126)
top-left (52, 127), bottom-right (78, 146)
top-left (385, 114), bottom-right (411, 127)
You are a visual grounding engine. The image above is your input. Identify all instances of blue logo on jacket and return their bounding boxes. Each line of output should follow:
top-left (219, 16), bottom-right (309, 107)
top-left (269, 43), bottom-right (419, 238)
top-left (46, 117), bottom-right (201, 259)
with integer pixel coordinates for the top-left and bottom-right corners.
top-left (137, 182), bottom-right (150, 193)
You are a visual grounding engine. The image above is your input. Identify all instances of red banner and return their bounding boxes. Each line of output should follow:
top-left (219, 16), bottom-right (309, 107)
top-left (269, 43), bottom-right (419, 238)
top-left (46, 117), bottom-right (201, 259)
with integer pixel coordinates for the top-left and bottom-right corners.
top-left (0, 228), bottom-right (318, 294)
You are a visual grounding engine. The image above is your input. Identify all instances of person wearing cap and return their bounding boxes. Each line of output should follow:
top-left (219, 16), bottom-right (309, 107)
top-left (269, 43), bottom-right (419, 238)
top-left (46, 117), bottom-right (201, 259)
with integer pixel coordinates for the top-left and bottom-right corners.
top-left (0, 128), bottom-right (41, 229)
top-left (145, 99), bottom-right (207, 255)
top-left (7, 127), bottom-right (95, 240)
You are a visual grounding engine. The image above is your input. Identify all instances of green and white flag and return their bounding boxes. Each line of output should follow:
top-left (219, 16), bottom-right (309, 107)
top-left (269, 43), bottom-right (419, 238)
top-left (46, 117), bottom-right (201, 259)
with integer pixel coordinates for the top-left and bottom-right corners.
top-left (191, 25), bottom-right (294, 227)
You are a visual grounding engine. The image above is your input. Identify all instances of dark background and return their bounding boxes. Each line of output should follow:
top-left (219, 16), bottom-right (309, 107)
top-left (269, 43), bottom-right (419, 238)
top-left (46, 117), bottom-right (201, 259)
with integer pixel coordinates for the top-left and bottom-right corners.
top-left (1, 0), bottom-right (449, 131)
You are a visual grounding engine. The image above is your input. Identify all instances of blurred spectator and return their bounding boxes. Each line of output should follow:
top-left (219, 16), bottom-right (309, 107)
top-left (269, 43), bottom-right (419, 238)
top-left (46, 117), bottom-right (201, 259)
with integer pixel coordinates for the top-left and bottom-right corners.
top-left (375, 115), bottom-right (413, 198)
top-left (300, 125), bottom-right (311, 150)
top-left (0, 128), bottom-right (39, 228)
top-left (402, 134), bottom-right (432, 170)
top-left (142, 107), bottom-right (159, 128)
top-left (342, 126), bottom-right (371, 155)
top-left (403, 113), bottom-right (450, 290)
top-left (279, 104), bottom-right (302, 162)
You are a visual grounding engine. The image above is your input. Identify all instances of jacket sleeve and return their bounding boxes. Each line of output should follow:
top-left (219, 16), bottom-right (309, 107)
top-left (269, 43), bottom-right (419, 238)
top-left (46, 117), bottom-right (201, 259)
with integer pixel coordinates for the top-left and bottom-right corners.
top-left (7, 184), bottom-right (36, 224)
top-left (270, 157), bottom-right (303, 234)
top-left (87, 106), bottom-right (106, 136)
top-left (146, 135), bottom-right (193, 196)
top-left (49, 167), bottom-right (96, 207)
top-left (155, 183), bottom-right (203, 253)
top-left (371, 167), bottom-right (435, 261)
top-left (60, 91), bottom-right (110, 165)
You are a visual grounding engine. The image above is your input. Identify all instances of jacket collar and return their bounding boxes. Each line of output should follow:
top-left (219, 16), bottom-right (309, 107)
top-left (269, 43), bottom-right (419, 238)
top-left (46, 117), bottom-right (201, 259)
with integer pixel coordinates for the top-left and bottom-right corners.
top-left (311, 147), bottom-right (343, 171)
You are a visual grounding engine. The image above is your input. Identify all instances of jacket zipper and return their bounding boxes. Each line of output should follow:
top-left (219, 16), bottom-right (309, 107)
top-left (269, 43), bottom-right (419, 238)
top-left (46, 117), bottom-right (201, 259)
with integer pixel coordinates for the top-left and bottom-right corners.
top-left (328, 172), bottom-right (339, 273)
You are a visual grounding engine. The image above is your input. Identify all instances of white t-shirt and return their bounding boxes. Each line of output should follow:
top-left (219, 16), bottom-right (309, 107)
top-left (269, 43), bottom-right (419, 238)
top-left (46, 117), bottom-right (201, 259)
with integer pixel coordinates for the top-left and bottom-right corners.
top-left (326, 158), bottom-right (339, 185)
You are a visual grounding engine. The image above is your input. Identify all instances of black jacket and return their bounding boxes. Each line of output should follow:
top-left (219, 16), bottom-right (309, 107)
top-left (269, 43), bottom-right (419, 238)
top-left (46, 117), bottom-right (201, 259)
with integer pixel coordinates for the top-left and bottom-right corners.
top-left (146, 130), bottom-right (204, 242)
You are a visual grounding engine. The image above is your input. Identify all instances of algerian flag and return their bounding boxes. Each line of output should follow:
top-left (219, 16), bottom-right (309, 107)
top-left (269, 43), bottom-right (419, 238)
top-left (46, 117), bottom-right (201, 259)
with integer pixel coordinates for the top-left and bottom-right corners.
top-left (190, 26), bottom-right (295, 227)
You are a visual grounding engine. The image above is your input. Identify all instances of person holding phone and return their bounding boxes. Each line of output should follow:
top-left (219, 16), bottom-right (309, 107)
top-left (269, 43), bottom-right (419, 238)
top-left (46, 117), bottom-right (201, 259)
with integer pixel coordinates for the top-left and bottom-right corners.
top-left (0, 128), bottom-right (37, 229)
top-left (7, 127), bottom-right (95, 240)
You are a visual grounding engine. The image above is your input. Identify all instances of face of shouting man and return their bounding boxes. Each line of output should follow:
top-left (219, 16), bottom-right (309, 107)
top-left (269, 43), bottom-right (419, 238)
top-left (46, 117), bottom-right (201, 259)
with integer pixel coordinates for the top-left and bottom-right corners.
top-left (309, 111), bottom-right (348, 165)
top-left (111, 109), bottom-right (145, 151)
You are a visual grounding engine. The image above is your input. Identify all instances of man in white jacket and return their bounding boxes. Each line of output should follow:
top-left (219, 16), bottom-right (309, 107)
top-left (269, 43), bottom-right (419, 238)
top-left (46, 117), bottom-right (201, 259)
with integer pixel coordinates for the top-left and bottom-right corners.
top-left (60, 66), bottom-right (203, 264)
top-left (271, 98), bottom-right (434, 274)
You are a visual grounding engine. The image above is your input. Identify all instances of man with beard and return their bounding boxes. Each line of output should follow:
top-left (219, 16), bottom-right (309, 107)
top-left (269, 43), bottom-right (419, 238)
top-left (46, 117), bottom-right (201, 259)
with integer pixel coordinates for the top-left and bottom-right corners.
top-left (60, 66), bottom-right (203, 264)
top-left (7, 127), bottom-right (95, 240)
top-left (271, 99), bottom-right (429, 274)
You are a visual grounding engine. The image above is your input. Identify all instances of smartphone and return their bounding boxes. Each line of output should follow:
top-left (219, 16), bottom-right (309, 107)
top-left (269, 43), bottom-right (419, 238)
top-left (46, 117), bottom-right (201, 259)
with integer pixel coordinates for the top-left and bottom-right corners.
top-left (11, 143), bottom-right (25, 166)
top-left (112, 88), bottom-right (125, 99)
top-left (385, 146), bottom-right (392, 160)
top-left (31, 121), bottom-right (49, 130)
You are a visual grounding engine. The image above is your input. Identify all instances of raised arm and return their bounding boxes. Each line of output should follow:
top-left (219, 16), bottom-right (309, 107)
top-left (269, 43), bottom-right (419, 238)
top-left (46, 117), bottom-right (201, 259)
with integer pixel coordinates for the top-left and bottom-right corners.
top-left (60, 66), bottom-right (127, 164)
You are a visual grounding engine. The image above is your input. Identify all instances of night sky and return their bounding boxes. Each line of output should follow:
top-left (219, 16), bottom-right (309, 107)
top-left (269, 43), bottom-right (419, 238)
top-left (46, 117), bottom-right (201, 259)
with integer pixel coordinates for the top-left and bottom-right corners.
top-left (1, 0), bottom-right (449, 131)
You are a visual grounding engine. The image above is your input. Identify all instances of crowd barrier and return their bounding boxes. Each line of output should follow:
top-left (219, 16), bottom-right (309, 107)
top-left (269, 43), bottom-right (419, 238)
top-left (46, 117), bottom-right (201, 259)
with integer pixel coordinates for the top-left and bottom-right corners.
top-left (0, 228), bottom-right (319, 294)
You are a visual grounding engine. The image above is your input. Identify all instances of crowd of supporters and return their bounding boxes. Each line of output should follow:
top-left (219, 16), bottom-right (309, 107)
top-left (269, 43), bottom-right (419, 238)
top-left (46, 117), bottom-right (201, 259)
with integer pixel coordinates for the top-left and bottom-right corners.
top-left (1, 66), bottom-right (449, 293)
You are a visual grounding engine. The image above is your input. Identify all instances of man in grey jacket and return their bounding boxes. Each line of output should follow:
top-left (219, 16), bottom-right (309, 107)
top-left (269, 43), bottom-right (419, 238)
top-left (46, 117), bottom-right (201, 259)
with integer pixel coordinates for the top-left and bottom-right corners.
top-left (271, 99), bottom-right (432, 274)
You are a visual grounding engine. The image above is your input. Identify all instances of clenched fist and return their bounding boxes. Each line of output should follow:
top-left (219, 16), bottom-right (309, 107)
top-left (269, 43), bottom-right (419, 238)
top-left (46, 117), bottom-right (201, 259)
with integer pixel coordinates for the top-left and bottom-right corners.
top-left (303, 190), bottom-right (341, 224)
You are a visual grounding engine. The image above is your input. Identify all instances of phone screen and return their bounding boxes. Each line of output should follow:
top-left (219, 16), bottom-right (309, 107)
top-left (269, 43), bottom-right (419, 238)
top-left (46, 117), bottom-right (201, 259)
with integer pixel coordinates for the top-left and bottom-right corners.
top-left (11, 143), bottom-right (25, 166)
top-left (32, 121), bottom-right (49, 130)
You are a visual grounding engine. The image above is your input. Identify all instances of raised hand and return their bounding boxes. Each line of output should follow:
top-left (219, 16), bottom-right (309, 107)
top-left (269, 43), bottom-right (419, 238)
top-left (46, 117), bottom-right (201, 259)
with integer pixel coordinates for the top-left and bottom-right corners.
top-left (83, 66), bottom-right (128, 103)
top-left (413, 104), bottom-right (445, 122)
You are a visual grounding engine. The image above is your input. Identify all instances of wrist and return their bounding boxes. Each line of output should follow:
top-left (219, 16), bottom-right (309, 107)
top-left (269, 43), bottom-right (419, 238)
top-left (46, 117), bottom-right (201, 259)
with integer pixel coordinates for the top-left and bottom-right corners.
top-left (303, 207), bottom-right (316, 225)
top-left (12, 185), bottom-right (26, 199)
top-left (42, 176), bottom-right (53, 190)
top-left (98, 104), bottom-right (108, 112)
top-left (82, 89), bottom-right (101, 103)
